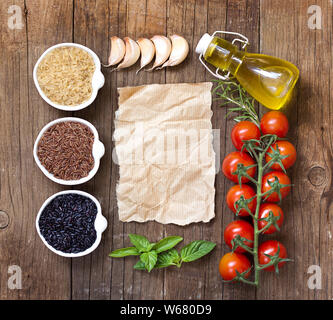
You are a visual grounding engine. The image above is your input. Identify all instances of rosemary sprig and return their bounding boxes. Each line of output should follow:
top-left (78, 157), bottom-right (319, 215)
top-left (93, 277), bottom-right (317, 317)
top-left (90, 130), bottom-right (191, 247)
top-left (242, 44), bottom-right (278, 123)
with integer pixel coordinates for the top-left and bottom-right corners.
top-left (212, 80), bottom-right (260, 127)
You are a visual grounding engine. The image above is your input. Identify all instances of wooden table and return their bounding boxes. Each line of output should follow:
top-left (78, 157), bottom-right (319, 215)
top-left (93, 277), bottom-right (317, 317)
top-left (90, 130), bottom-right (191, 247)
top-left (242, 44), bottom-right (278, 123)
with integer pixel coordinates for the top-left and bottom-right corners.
top-left (0, 0), bottom-right (332, 300)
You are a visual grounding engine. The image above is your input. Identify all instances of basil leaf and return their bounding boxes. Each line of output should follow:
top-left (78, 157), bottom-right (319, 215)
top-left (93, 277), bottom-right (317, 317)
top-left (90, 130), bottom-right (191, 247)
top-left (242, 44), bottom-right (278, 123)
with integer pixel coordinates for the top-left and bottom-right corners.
top-left (180, 240), bottom-right (216, 262)
top-left (109, 247), bottom-right (140, 258)
top-left (153, 236), bottom-right (183, 253)
top-left (128, 234), bottom-right (152, 253)
top-left (133, 260), bottom-right (146, 270)
top-left (155, 249), bottom-right (180, 268)
top-left (140, 251), bottom-right (158, 272)
top-left (146, 243), bottom-right (156, 252)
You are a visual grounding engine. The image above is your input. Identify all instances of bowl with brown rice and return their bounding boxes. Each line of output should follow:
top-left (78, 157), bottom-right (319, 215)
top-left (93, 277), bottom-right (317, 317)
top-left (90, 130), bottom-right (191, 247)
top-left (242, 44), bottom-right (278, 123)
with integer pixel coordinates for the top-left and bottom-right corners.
top-left (33, 43), bottom-right (105, 111)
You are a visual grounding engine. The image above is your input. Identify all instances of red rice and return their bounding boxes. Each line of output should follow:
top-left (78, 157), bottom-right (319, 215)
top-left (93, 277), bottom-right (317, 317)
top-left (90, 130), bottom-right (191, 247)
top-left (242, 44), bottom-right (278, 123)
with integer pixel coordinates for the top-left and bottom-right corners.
top-left (37, 121), bottom-right (95, 180)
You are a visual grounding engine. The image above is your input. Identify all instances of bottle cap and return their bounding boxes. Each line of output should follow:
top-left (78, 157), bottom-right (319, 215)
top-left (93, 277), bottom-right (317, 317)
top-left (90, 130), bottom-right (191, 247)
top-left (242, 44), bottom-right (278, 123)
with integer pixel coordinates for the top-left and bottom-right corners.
top-left (195, 33), bottom-right (213, 55)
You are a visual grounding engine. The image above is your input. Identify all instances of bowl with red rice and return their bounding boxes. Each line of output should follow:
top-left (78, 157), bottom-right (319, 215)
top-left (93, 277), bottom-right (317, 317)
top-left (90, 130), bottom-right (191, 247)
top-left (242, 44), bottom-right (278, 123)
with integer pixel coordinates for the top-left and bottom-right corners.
top-left (33, 117), bottom-right (105, 185)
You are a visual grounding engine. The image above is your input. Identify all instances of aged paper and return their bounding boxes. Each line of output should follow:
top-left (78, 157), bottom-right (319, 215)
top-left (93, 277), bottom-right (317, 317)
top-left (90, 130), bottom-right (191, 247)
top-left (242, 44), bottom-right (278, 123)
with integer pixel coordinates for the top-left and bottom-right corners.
top-left (114, 82), bottom-right (215, 225)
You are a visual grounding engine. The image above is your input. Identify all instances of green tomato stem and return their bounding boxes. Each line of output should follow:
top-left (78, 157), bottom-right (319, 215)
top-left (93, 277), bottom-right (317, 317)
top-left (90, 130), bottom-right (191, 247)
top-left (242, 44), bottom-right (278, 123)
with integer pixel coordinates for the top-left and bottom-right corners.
top-left (253, 136), bottom-right (275, 287)
top-left (245, 174), bottom-right (259, 186)
top-left (253, 151), bottom-right (264, 286)
top-left (238, 277), bottom-right (257, 286)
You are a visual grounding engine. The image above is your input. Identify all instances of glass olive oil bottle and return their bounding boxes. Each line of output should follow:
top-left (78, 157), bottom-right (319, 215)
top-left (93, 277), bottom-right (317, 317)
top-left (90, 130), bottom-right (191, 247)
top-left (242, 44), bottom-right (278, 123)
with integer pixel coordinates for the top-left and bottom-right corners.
top-left (196, 34), bottom-right (299, 110)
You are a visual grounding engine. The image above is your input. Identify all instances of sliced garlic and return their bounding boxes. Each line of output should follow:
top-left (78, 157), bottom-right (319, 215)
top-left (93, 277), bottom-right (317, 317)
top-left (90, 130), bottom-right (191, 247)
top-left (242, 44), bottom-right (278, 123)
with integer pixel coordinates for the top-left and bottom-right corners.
top-left (158, 35), bottom-right (189, 69)
top-left (115, 37), bottom-right (140, 70)
top-left (103, 36), bottom-right (126, 67)
top-left (136, 38), bottom-right (155, 74)
top-left (148, 35), bottom-right (172, 71)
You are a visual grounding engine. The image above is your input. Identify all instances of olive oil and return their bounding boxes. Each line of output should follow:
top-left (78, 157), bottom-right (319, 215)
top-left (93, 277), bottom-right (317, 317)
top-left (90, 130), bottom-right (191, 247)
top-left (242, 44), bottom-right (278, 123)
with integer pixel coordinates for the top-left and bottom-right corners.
top-left (196, 35), bottom-right (299, 110)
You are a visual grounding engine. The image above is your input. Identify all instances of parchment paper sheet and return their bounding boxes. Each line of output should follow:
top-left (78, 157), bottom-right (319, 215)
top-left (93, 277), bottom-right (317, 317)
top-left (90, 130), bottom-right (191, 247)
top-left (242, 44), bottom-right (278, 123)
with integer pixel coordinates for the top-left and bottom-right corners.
top-left (114, 82), bottom-right (215, 226)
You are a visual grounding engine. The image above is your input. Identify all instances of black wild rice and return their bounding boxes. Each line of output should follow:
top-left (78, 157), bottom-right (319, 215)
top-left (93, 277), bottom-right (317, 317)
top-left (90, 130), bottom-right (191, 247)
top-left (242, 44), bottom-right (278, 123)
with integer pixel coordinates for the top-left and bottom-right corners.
top-left (38, 193), bottom-right (97, 254)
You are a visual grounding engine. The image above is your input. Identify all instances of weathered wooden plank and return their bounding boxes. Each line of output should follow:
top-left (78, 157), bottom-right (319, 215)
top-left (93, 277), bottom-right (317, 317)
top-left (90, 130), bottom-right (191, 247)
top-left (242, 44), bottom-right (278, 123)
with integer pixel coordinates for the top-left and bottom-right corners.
top-left (108, 0), bottom-right (128, 301)
top-left (0, 0), bottom-right (73, 299)
top-left (218, 0), bottom-right (260, 300)
top-left (201, 0), bottom-right (228, 301)
top-left (120, 0), bottom-right (167, 300)
top-left (0, 0), bottom-right (28, 300)
top-left (259, 0), bottom-right (333, 299)
top-left (163, 0), bottom-right (208, 300)
top-left (318, 0), bottom-right (333, 300)
top-left (71, 0), bottom-right (112, 300)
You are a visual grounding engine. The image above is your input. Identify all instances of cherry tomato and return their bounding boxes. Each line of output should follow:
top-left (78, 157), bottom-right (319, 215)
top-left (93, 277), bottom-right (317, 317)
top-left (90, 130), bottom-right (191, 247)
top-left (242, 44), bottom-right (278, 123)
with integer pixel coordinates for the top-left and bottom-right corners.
top-left (219, 252), bottom-right (252, 280)
top-left (260, 111), bottom-right (289, 138)
top-left (226, 184), bottom-right (257, 216)
top-left (258, 203), bottom-right (284, 234)
top-left (224, 220), bottom-right (254, 253)
top-left (222, 151), bottom-right (256, 184)
top-left (265, 140), bottom-right (296, 171)
top-left (261, 171), bottom-right (291, 202)
top-left (258, 240), bottom-right (287, 272)
top-left (231, 121), bottom-right (261, 151)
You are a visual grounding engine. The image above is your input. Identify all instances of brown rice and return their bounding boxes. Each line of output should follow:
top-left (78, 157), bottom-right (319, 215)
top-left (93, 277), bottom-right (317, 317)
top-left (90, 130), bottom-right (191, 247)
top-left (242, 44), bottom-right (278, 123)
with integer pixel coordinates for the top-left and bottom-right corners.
top-left (36, 46), bottom-right (96, 106)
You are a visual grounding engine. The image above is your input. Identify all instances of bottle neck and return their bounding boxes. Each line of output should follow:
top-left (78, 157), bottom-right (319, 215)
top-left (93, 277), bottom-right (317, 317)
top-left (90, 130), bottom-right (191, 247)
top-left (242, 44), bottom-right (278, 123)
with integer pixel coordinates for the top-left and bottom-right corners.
top-left (204, 37), bottom-right (245, 76)
top-left (227, 50), bottom-right (245, 75)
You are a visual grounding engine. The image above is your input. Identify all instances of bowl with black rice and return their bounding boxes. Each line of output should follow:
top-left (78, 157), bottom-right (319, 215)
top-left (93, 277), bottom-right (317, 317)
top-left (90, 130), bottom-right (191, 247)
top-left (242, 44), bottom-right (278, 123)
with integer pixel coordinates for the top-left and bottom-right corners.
top-left (36, 190), bottom-right (107, 257)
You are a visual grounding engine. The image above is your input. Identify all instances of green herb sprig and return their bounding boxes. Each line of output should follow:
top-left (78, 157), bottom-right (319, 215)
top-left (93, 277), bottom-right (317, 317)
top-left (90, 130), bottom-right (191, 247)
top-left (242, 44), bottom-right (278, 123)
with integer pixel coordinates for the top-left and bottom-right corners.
top-left (212, 80), bottom-right (260, 127)
top-left (109, 234), bottom-right (216, 272)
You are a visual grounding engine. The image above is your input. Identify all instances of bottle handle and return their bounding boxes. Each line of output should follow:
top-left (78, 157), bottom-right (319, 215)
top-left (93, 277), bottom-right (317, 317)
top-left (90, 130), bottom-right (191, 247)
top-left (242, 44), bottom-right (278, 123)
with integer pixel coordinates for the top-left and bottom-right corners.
top-left (199, 30), bottom-right (249, 81)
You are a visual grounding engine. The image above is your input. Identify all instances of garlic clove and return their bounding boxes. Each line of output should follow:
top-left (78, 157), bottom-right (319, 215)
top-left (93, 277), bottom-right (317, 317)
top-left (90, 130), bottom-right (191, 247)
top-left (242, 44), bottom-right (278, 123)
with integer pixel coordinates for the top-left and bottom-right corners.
top-left (103, 36), bottom-right (126, 67)
top-left (115, 37), bottom-right (141, 70)
top-left (147, 35), bottom-right (172, 71)
top-left (136, 38), bottom-right (155, 74)
top-left (158, 35), bottom-right (189, 69)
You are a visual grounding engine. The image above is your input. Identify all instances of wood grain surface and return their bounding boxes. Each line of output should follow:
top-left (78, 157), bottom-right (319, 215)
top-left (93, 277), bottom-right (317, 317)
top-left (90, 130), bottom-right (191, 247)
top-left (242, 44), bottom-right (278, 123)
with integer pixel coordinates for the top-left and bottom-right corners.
top-left (0, 0), bottom-right (332, 300)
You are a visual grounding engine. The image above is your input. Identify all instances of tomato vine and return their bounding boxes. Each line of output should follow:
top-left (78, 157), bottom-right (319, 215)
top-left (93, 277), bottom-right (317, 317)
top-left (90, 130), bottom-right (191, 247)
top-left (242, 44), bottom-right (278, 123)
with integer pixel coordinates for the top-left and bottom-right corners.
top-left (214, 80), bottom-right (292, 286)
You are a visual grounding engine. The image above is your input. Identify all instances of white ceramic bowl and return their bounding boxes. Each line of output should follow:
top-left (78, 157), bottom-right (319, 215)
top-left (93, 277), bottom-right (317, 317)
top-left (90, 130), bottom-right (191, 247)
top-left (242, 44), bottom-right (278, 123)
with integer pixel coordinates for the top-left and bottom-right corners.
top-left (33, 117), bottom-right (105, 185)
top-left (36, 190), bottom-right (108, 258)
top-left (33, 43), bottom-right (105, 111)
